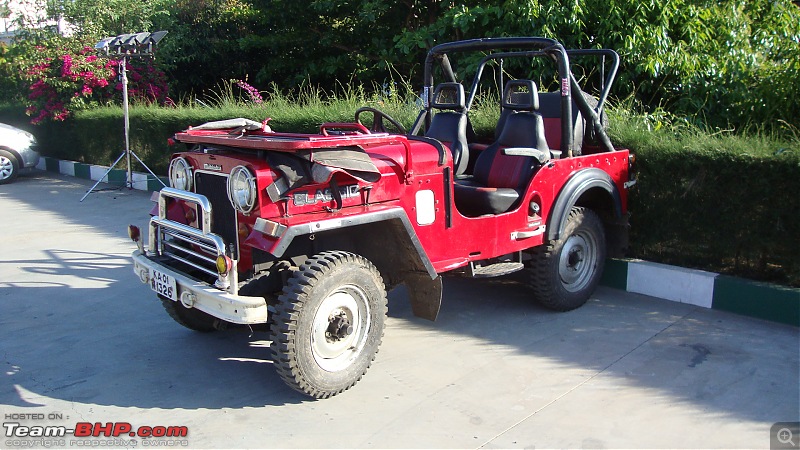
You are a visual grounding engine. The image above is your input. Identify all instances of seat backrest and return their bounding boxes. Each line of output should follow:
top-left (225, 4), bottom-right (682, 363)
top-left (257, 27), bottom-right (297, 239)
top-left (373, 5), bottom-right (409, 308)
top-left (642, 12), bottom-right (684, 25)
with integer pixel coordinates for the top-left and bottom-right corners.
top-left (538, 92), bottom-right (605, 154)
top-left (493, 89), bottom-right (531, 140)
top-left (474, 80), bottom-right (549, 190)
top-left (425, 82), bottom-right (469, 175)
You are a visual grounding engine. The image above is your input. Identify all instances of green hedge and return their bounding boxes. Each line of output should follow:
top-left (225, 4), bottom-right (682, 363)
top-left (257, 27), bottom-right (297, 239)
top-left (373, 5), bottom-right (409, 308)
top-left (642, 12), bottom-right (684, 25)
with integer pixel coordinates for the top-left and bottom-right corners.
top-left (0, 103), bottom-right (369, 175)
top-left (2, 103), bottom-right (797, 287)
top-left (631, 149), bottom-right (799, 285)
top-left (610, 119), bottom-right (800, 287)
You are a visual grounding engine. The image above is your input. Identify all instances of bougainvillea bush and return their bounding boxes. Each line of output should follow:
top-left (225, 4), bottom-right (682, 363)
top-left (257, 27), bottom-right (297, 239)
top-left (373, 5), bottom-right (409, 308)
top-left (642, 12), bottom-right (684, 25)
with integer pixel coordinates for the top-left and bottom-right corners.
top-left (22, 41), bottom-right (169, 124)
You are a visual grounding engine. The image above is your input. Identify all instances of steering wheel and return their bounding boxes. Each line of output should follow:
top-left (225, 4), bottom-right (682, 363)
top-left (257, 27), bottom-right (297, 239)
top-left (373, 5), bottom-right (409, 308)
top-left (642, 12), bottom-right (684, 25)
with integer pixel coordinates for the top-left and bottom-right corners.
top-left (355, 107), bottom-right (407, 134)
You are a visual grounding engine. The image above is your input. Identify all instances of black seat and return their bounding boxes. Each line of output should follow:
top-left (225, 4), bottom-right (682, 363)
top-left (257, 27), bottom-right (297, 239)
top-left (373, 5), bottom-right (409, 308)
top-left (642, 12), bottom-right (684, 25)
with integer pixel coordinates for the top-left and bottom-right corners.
top-left (538, 91), bottom-right (604, 155)
top-left (454, 80), bottom-right (549, 217)
top-left (493, 89), bottom-right (533, 140)
top-left (465, 88), bottom-right (528, 165)
top-left (425, 82), bottom-right (469, 175)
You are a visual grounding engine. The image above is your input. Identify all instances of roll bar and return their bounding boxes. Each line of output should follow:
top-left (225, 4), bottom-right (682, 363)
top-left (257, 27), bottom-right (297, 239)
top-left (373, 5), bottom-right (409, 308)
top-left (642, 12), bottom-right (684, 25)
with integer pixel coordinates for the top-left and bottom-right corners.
top-left (420, 37), bottom-right (620, 155)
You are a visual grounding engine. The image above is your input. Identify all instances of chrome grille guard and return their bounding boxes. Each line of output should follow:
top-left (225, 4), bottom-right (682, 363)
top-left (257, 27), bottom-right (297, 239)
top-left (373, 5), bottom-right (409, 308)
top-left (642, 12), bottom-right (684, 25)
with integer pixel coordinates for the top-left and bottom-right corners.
top-left (148, 187), bottom-right (238, 294)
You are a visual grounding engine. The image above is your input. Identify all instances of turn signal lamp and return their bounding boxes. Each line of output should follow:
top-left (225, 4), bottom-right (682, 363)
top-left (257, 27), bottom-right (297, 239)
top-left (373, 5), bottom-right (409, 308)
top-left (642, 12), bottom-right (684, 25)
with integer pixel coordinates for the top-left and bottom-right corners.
top-left (128, 225), bottom-right (141, 242)
top-left (215, 255), bottom-right (232, 276)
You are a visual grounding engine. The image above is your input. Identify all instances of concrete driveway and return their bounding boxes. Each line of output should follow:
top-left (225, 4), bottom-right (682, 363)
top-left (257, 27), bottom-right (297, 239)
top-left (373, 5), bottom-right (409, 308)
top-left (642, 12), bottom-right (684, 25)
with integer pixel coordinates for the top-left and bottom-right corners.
top-left (1, 172), bottom-right (798, 449)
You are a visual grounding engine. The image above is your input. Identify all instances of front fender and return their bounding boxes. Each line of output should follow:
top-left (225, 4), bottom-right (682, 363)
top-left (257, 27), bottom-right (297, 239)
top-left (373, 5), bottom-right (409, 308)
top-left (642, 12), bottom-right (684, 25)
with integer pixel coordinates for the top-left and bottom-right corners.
top-left (244, 206), bottom-right (438, 280)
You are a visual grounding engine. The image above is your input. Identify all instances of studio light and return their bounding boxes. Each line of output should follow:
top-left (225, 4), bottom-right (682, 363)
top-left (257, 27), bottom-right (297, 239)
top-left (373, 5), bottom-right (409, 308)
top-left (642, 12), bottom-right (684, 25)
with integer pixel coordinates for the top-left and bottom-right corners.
top-left (81, 31), bottom-right (169, 202)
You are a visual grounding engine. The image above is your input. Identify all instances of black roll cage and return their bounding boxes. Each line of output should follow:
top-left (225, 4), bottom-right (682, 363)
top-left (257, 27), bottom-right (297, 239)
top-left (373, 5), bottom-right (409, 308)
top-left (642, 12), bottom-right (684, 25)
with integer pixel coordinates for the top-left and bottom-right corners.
top-left (412, 37), bottom-right (620, 156)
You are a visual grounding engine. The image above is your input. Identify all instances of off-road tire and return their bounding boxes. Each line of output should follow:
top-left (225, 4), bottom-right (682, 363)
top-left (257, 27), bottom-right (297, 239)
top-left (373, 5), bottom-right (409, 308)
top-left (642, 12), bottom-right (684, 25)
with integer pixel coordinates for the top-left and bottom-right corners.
top-left (0, 150), bottom-right (19, 184)
top-left (160, 296), bottom-right (218, 332)
top-left (270, 251), bottom-right (387, 399)
top-left (529, 207), bottom-right (606, 311)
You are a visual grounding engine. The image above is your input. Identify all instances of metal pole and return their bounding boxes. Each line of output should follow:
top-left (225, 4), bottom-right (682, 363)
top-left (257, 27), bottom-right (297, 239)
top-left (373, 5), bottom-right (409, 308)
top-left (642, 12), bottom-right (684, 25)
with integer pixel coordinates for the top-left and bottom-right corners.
top-left (121, 57), bottom-right (132, 189)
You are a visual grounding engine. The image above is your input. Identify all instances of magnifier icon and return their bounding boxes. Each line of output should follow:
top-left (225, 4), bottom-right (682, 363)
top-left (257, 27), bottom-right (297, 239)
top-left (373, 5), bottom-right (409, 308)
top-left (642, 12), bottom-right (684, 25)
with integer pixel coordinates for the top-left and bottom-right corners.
top-left (778, 428), bottom-right (796, 446)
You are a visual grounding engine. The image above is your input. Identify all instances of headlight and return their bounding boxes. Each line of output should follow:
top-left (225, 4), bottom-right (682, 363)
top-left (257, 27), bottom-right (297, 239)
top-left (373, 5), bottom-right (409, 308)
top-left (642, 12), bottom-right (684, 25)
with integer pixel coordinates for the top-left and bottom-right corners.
top-left (227, 165), bottom-right (257, 213)
top-left (168, 157), bottom-right (193, 191)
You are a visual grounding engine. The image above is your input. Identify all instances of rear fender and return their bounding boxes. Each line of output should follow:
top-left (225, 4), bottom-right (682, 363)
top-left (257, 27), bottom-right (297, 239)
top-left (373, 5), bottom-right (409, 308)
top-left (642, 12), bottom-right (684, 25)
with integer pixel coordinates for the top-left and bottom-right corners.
top-left (547, 168), bottom-right (622, 241)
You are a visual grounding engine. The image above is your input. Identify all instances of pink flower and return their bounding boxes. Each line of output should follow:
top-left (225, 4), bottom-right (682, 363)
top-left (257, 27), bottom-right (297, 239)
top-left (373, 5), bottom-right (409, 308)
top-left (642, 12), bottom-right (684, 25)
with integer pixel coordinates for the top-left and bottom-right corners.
top-left (24, 43), bottom-right (170, 124)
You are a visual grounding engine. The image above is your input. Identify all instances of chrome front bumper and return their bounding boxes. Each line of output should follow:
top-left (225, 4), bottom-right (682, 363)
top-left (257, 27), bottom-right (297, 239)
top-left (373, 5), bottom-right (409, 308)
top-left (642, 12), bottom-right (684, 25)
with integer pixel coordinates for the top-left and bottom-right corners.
top-left (132, 250), bottom-right (268, 324)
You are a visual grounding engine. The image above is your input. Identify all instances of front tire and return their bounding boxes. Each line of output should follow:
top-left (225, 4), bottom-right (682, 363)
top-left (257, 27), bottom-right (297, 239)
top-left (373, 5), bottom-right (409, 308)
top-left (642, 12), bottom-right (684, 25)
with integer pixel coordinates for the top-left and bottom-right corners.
top-left (160, 296), bottom-right (218, 332)
top-left (270, 251), bottom-right (387, 398)
top-left (0, 150), bottom-right (19, 184)
top-left (529, 207), bottom-right (606, 311)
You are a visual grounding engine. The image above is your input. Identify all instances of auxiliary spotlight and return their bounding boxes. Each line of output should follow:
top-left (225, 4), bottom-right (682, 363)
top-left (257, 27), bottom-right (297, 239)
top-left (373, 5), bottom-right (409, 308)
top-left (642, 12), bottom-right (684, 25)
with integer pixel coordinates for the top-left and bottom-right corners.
top-left (81, 31), bottom-right (169, 202)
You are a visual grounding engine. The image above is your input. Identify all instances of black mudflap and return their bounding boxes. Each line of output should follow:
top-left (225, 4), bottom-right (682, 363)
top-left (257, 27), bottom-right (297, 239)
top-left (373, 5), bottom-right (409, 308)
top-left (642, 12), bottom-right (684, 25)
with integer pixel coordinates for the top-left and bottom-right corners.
top-left (405, 274), bottom-right (443, 321)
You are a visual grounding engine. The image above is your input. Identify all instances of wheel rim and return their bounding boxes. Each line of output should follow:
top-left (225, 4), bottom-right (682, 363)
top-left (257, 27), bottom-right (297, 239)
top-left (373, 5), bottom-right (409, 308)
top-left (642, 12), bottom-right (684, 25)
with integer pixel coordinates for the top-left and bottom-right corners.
top-left (0, 156), bottom-right (13, 180)
top-left (311, 284), bottom-right (371, 372)
top-left (558, 231), bottom-right (598, 293)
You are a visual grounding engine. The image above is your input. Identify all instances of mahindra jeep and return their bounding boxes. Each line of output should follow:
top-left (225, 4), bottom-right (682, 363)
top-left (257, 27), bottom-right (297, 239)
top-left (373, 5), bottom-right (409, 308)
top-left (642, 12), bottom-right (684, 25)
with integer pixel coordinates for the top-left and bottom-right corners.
top-left (129, 37), bottom-right (635, 398)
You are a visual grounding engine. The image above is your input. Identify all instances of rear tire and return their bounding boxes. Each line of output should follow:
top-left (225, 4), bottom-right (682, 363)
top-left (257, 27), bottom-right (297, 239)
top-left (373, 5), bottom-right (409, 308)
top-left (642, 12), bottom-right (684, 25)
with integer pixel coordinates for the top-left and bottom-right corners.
top-left (270, 251), bottom-right (387, 398)
top-left (0, 150), bottom-right (19, 184)
top-left (160, 296), bottom-right (218, 332)
top-left (529, 207), bottom-right (606, 311)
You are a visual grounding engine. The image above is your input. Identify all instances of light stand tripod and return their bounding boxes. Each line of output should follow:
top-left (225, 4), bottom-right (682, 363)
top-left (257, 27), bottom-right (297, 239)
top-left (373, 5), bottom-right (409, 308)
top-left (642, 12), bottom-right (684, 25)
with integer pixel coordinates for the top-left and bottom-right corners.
top-left (80, 31), bottom-right (168, 202)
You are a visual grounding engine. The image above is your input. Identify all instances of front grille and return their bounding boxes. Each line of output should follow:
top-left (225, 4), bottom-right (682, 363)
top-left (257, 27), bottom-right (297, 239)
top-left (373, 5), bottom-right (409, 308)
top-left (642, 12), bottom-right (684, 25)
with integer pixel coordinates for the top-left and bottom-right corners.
top-left (195, 172), bottom-right (238, 258)
top-left (160, 224), bottom-right (222, 279)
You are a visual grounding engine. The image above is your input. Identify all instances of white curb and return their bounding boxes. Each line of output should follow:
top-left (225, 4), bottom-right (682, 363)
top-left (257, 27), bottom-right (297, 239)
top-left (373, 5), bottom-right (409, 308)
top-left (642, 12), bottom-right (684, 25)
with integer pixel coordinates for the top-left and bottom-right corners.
top-left (627, 260), bottom-right (716, 308)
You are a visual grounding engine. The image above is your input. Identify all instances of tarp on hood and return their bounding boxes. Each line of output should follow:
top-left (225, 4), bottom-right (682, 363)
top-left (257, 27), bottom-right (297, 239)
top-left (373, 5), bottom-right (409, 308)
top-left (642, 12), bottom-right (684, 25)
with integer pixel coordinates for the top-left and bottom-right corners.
top-left (192, 118), bottom-right (267, 131)
top-left (309, 147), bottom-right (381, 183)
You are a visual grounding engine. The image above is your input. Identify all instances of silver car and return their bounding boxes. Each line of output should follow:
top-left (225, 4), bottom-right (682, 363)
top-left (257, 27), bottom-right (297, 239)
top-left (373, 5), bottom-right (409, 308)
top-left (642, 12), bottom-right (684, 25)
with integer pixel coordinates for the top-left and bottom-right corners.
top-left (0, 123), bottom-right (40, 184)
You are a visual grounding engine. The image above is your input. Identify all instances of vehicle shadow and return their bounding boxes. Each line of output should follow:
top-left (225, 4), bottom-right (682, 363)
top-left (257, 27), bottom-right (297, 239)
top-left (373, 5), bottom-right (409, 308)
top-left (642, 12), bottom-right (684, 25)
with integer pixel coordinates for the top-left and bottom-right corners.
top-left (0, 248), bottom-right (307, 408)
top-left (383, 274), bottom-right (799, 425)
top-left (1, 175), bottom-right (308, 408)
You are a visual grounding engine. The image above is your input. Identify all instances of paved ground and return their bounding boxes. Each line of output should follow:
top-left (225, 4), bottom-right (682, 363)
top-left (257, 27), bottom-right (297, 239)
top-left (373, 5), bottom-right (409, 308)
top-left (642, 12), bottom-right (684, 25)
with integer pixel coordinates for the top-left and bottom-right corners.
top-left (1, 172), bottom-right (798, 449)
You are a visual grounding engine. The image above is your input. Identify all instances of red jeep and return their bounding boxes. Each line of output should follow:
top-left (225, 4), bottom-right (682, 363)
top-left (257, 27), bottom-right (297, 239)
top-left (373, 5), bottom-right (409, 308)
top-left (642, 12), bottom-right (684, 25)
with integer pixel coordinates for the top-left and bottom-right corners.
top-left (130, 37), bottom-right (634, 398)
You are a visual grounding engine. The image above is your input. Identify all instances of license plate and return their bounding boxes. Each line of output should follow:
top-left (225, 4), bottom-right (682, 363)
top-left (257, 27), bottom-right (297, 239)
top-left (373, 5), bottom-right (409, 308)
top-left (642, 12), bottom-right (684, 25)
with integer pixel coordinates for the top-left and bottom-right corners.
top-left (150, 268), bottom-right (177, 301)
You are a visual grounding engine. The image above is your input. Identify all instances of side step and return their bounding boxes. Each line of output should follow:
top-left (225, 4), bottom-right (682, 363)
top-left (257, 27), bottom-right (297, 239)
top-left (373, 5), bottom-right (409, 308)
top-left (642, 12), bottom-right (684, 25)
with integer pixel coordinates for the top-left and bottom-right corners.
top-left (467, 252), bottom-right (525, 278)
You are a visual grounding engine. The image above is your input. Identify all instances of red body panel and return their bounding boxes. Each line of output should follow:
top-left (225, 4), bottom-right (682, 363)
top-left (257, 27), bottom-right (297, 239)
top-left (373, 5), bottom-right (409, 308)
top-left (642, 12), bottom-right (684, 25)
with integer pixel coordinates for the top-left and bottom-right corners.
top-left (172, 128), bottom-right (630, 275)
top-left (400, 148), bottom-right (630, 272)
